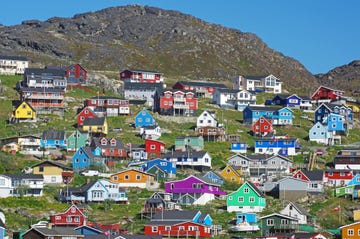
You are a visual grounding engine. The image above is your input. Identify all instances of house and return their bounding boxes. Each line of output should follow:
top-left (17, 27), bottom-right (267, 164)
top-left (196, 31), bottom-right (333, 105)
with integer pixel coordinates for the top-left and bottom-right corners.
top-left (40, 128), bottom-right (67, 149)
top-left (324, 169), bottom-right (353, 187)
top-left (233, 74), bottom-right (282, 93)
top-left (202, 171), bottom-right (224, 185)
top-left (311, 85), bottom-right (345, 102)
top-left (243, 106), bottom-right (291, 125)
top-left (0, 174), bottom-right (44, 198)
top-left (172, 80), bottom-right (227, 98)
top-left (323, 112), bottom-right (347, 134)
top-left (196, 110), bottom-right (218, 128)
top-left (128, 143), bottom-right (148, 161)
top-left (165, 175), bottom-right (226, 205)
top-left (212, 88), bottom-right (256, 110)
top-left (314, 103), bottom-right (333, 123)
top-left (309, 122), bottom-right (334, 145)
top-left (333, 152), bottom-right (360, 170)
top-left (339, 221), bottom-right (360, 239)
top-left (140, 125), bottom-right (162, 140)
top-left (195, 126), bottom-right (226, 141)
top-left (1, 142), bottom-right (20, 154)
top-left (22, 226), bottom-right (83, 239)
top-left (134, 109), bottom-right (156, 128)
top-left (228, 212), bottom-right (260, 233)
top-left (259, 213), bottom-right (299, 237)
top-left (219, 165), bottom-right (243, 184)
top-left (110, 169), bottom-right (158, 189)
top-left (162, 151), bottom-right (212, 171)
top-left (271, 94), bottom-right (313, 110)
top-left (141, 158), bottom-right (176, 177)
top-left (66, 130), bottom-right (89, 152)
top-left (227, 181), bottom-right (266, 213)
top-left (90, 137), bottom-right (127, 160)
top-left (276, 177), bottom-right (308, 201)
top-left (64, 64), bottom-right (87, 86)
top-left (145, 139), bottom-right (166, 158)
top-left (292, 169), bottom-right (324, 193)
top-left (10, 101), bottom-right (36, 123)
top-left (74, 225), bottom-right (104, 236)
top-left (123, 82), bottom-right (163, 108)
top-left (146, 165), bottom-right (168, 181)
top-left (254, 136), bottom-right (297, 156)
top-left (144, 210), bottom-right (214, 238)
top-left (280, 201), bottom-right (310, 224)
top-left (144, 192), bottom-right (181, 213)
top-left (252, 116), bottom-right (273, 136)
top-left (272, 107), bottom-right (293, 125)
top-left (31, 160), bottom-right (73, 185)
top-left (153, 89), bottom-right (198, 116)
top-left (17, 135), bottom-right (41, 155)
top-left (120, 69), bottom-right (164, 83)
top-left (50, 204), bottom-right (86, 227)
top-left (59, 179), bottom-right (128, 204)
top-left (82, 117), bottom-right (108, 135)
top-left (0, 55), bottom-right (28, 75)
top-left (174, 136), bottom-right (204, 152)
top-left (72, 146), bottom-right (103, 170)
top-left (84, 96), bottom-right (130, 116)
top-left (230, 141), bottom-right (248, 154)
top-left (77, 106), bottom-right (98, 127)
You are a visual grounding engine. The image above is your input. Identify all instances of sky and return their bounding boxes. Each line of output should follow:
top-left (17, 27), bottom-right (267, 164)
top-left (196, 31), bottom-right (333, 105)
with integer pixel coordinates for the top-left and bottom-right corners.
top-left (0, 0), bottom-right (359, 74)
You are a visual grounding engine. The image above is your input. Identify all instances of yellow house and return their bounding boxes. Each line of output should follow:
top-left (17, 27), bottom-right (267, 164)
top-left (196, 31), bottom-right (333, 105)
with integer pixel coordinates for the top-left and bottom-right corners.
top-left (82, 117), bottom-right (108, 135)
top-left (1, 142), bottom-right (20, 154)
top-left (11, 101), bottom-right (36, 122)
top-left (32, 160), bottom-right (73, 185)
top-left (110, 169), bottom-right (158, 189)
top-left (219, 165), bottom-right (243, 184)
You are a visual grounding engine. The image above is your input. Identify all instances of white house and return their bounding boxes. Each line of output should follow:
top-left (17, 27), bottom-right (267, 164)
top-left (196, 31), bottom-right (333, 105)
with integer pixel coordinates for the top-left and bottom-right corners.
top-left (0, 174), bottom-right (44, 198)
top-left (197, 110), bottom-right (218, 128)
top-left (0, 55), bottom-right (28, 75)
top-left (233, 74), bottom-right (282, 94)
top-left (162, 151), bottom-right (212, 171)
top-left (140, 125), bottom-right (162, 140)
top-left (280, 201), bottom-right (310, 225)
top-left (212, 88), bottom-right (256, 111)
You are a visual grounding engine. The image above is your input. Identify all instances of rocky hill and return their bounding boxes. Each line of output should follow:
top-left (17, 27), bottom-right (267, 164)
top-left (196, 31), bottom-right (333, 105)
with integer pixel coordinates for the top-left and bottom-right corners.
top-left (315, 60), bottom-right (360, 97)
top-left (0, 4), bottom-right (317, 93)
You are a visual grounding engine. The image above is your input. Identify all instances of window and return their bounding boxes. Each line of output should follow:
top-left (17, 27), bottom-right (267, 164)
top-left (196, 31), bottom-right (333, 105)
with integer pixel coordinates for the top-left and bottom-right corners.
top-left (152, 226), bottom-right (158, 232)
top-left (179, 226), bottom-right (185, 231)
top-left (228, 196), bottom-right (233, 200)
top-left (348, 229), bottom-right (354, 236)
top-left (249, 197), bottom-right (255, 202)
top-left (39, 167), bottom-right (44, 172)
top-left (266, 219), bottom-right (274, 226)
top-left (124, 175), bottom-right (129, 180)
top-left (244, 188), bottom-right (249, 193)
top-left (136, 174), bottom-right (141, 180)
top-left (51, 176), bottom-right (56, 182)
top-left (281, 219), bottom-right (289, 225)
top-left (165, 226), bottom-right (171, 231)
top-left (0, 179), bottom-right (5, 186)
top-left (238, 197), bottom-right (244, 202)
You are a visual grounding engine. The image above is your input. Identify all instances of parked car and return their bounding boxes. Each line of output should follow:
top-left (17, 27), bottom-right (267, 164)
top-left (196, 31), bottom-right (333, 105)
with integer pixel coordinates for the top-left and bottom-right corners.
top-left (315, 149), bottom-right (324, 155)
top-left (81, 170), bottom-right (99, 177)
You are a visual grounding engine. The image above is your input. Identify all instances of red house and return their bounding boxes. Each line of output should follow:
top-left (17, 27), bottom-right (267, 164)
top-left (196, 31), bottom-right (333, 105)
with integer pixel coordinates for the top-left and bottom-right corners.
top-left (65, 64), bottom-right (87, 86)
top-left (324, 169), bottom-right (353, 186)
top-left (252, 116), bottom-right (273, 136)
top-left (172, 81), bottom-right (227, 98)
top-left (311, 85), bottom-right (345, 101)
top-left (77, 106), bottom-right (97, 126)
top-left (90, 137), bottom-right (127, 160)
top-left (145, 139), bottom-right (166, 158)
top-left (154, 89), bottom-right (198, 116)
top-left (120, 69), bottom-right (163, 83)
top-left (50, 204), bottom-right (86, 227)
top-left (144, 210), bottom-right (213, 238)
top-left (84, 96), bottom-right (130, 116)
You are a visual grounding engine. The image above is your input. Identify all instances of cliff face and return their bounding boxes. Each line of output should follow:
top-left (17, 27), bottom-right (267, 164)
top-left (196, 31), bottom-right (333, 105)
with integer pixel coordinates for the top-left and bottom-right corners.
top-left (0, 5), bottom-right (317, 92)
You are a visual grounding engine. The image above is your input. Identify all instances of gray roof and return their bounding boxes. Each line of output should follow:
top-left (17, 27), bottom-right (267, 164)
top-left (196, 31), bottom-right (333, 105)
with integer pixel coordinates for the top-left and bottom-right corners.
top-left (91, 137), bottom-right (124, 149)
top-left (175, 81), bottom-right (227, 89)
top-left (124, 82), bottom-right (163, 90)
top-left (245, 105), bottom-right (282, 112)
top-left (42, 129), bottom-right (66, 140)
top-left (83, 117), bottom-right (106, 126)
top-left (288, 202), bottom-right (310, 216)
top-left (152, 210), bottom-right (198, 220)
top-left (81, 146), bottom-right (100, 159)
top-left (302, 170), bottom-right (324, 181)
top-left (122, 69), bottom-right (161, 74)
top-left (20, 86), bottom-right (65, 93)
top-left (28, 227), bottom-right (82, 236)
top-left (31, 160), bottom-right (72, 171)
top-left (25, 67), bottom-right (65, 77)
top-left (162, 151), bottom-right (208, 158)
top-left (246, 181), bottom-right (265, 197)
top-left (0, 55), bottom-right (27, 61)
top-left (4, 174), bottom-right (43, 180)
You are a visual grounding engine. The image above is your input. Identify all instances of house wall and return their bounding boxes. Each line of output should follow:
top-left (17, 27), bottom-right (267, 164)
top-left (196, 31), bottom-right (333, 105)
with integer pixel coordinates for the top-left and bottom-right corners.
top-left (341, 223), bottom-right (360, 239)
top-left (32, 165), bottom-right (65, 184)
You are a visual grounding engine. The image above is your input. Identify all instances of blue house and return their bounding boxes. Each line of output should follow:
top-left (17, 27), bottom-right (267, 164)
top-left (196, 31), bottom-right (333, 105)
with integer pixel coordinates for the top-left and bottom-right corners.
top-left (40, 128), bottom-right (67, 149)
top-left (314, 103), bottom-right (332, 123)
top-left (323, 113), bottom-right (346, 133)
top-left (243, 106), bottom-right (292, 125)
top-left (347, 174), bottom-right (360, 187)
top-left (309, 122), bottom-right (334, 145)
top-left (141, 158), bottom-right (177, 176)
top-left (254, 136), bottom-right (297, 156)
top-left (72, 146), bottom-right (103, 170)
top-left (75, 225), bottom-right (103, 235)
top-left (231, 142), bottom-right (248, 154)
top-left (202, 171), bottom-right (224, 185)
top-left (271, 94), bottom-right (312, 111)
top-left (272, 107), bottom-right (293, 125)
top-left (134, 109), bottom-right (156, 127)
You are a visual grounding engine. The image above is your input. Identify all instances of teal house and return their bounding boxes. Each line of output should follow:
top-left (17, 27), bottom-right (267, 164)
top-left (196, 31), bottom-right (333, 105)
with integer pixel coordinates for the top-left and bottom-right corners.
top-left (67, 130), bottom-right (89, 152)
top-left (259, 213), bottom-right (299, 236)
top-left (227, 181), bottom-right (266, 213)
top-left (174, 136), bottom-right (204, 152)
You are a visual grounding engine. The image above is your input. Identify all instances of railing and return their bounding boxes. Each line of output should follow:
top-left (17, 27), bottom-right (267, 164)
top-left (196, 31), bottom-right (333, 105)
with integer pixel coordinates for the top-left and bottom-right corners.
top-left (173, 103), bottom-right (189, 109)
top-left (26, 95), bottom-right (64, 100)
top-left (28, 102), bottom-right (64, 107)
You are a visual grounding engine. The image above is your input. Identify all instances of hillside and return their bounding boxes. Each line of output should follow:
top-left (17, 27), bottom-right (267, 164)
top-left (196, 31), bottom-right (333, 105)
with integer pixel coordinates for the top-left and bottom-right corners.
top-left (315, 60), bottom-right (360, 97)
top-left (0, 4), bottom-right (317, 93)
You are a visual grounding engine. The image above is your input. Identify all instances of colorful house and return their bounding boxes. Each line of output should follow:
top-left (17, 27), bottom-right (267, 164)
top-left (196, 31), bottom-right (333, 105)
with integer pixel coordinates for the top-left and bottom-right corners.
top-left (141, 158), bottom-right (177, 177)
top-left (293, 169), bottom-right (324, 193)
top-left (172, 80), bottom-right (227, 98)
top-left (324, 169), bottom-right (353, 187)
top-left (219, 165), bottom-right (243, 184)
top-left (230, 142), bottom-right (248, 154)
top-left (64, 63), bottom-right (87, 86)
top-left (311, 85), bottom-right (345, 102)
top-left (145, 139), bottom-right (166, 158)
top-left (272, 107), bottom-right (293, 125)
top-left (339, 221), bottom-right (360, 239)
top-left (254, 136), bottom-right (297, 156)
top-left (110, 169), bottom-right (158, 189)
top-left (144, 210), bottom-right (214, 238)
top-left (77, 106), bottom-right (97, 127)
top-left (40, 128), bottom-right (67, 149)
top-left (72, 146), bottom-right (103, 170)
top-left (146, 165), bottom-right (168, 181)
top-left (165, 175), bottom-right (226, 205)
top-left (243, 105), bottom-right (281, 125)
top-left (10, 101), bottom-right (36, 123)
top-left (120, 69), bottom-right (164, 83)
top-left (90, 137), bottom-right (127, 160)
top-left (162, 151), bottom-right (212, 171)
top-left (202, 171), bottom-right (224, 185)
top-left (66, 130), bottom-right (89, 152)
top-left (174, 136), bottom-right (204, 152)
top-left (259, 213), bottom-right (299, 236)
top-left (271, 94), bottom-right (312, 110)
top-left (323, 112), bottom-right (346, 133)
top-left (134, 109), bottom-right (156, 127)
top-left (252, 116), bottom-right (273, 136)
top-left (31, 160), bottom-right (73, 185)
top-left (82, 117), bottom-right (108, 135)
top-left (84, 96), bottom-right (130, 116)
top-left (50, 204), bottom-right (86, 227)
top-left (309, 122), bottom-right (334, 145)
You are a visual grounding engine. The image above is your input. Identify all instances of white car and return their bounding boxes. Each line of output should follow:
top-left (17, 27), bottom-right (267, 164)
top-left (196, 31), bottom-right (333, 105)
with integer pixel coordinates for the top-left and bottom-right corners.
top-left (81, 170), bottom-right (99, 177)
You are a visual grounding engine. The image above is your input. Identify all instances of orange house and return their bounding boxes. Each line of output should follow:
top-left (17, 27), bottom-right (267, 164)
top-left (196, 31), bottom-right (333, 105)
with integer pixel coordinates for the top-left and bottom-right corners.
top-left (110, 169), bottom-right (158, 189)
top-left (340, 221), bottom-right (360, 239)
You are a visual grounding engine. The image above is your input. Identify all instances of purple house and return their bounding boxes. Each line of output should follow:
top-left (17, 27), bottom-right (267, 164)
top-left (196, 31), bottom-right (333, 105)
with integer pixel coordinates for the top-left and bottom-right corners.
top-left (165, 175), bottom-right (226, 205)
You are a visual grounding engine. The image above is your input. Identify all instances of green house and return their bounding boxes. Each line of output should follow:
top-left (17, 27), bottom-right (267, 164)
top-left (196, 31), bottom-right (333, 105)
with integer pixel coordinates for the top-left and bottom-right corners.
top-left (331, 185), bottom-right (354, 197)
top-left (227, 181), bottom-right (266, 212)
top-left (174, 136), bottom-right (204, 152)
top-left (146, 165), bottom-right (168, 181)
top-left (259, 213), bottom-right (299, 236)
top-left (67, 130), bottom-right (89, 152)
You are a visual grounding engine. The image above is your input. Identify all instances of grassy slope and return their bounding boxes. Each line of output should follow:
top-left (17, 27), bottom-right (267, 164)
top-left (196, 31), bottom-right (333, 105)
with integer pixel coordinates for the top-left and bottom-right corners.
top-left (1, 75), bottom-right (360, 236)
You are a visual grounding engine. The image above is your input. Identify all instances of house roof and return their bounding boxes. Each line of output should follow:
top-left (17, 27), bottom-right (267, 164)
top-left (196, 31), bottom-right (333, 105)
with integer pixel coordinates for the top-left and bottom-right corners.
top-left (334, 155), bottom-right (360, 165)
top-left (152, 210), bottom-right (199, 220)
top-left (245, 181), bottom-right (265, 197)
top-left (175, 80), bottom-right (227, 89)
top-left (300, 170), bottom-right (324, 181)
top-left (25, 227), bottom-right (82, 237)
top-left (245, 105), bottom-right (282, 112)
top-left (162, 150), bottom-right (208, 158)
top-left (83, 117), bottom-right (106, 126)
top-left (31, 160), bottom-right (72, 171)
top-left (259, 213), bottom-right (298, 221)
top-left (156, 88), bottom-right (197, 96)
top-left (91, 137), bottom-right (124, 149)
top-left (122, 69), bottom-right (162, 74)
top-left (15, 101), bottom-right (36, 112)
top-left (25, 67), bottom-right (65, 77)
top-left (89, 96), bottom-right (121, 100)
top-left (339, 220), bottom-right (360, 229)
top-left (4, 174), bottom-right (43, 180)
top-left (20, 86), bottom-right (65, 93)
top-left (80, 146), bottom-right (100, 159)
top-left (124, 82), bottom-right (164, 90)
top-left (0, 55), bottom-right (27, 61)
top-left (42, 129), bottom-right (66, 140)
top-left (287, 201), bottom-right (310, 216)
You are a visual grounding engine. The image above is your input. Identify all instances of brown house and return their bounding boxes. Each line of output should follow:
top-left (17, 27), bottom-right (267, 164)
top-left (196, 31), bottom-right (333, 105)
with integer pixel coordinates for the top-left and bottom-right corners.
top-left (195, 126), bottom-right (226, 141)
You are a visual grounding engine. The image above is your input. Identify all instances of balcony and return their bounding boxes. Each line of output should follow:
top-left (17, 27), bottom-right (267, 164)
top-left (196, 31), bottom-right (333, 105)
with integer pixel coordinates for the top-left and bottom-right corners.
top-left (173, 103), bottom-right (189, 109)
